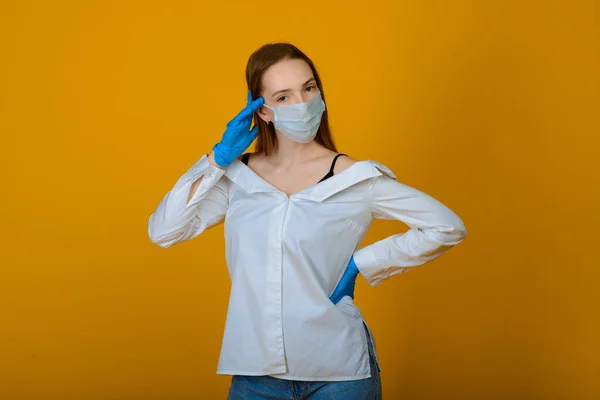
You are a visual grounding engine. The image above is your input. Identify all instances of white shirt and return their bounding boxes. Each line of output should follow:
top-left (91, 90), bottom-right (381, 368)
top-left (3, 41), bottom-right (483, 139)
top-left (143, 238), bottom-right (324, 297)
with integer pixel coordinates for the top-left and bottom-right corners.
top-left (148, 153), bottom-right (467, 381)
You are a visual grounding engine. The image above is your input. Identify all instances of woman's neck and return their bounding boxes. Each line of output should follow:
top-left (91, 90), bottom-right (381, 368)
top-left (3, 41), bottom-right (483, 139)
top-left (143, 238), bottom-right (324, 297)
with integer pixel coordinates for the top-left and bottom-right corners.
top-left (267, 133), bottom-right (322, 167)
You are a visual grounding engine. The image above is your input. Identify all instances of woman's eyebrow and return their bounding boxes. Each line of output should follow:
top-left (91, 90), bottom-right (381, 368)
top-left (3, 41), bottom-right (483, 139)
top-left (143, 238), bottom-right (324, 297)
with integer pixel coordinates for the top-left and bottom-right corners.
top-left (271, 77), bottom-right (316, 98)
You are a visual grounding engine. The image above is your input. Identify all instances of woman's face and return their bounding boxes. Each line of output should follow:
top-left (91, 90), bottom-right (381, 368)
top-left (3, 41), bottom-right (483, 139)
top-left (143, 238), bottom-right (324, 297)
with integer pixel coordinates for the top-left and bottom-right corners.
top-left (257, 58), bottom-right (319, 124)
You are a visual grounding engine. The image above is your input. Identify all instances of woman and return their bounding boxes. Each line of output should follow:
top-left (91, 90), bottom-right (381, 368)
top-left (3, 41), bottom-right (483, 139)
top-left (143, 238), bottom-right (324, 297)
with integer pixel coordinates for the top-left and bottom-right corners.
top-left (148, 43), bottom-right (467, 399)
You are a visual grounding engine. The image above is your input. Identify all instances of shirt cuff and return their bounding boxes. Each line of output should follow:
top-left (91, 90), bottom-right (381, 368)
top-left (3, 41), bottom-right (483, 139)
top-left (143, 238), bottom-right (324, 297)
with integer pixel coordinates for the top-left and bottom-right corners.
top-left (353, 245), bottom-right (389, 287)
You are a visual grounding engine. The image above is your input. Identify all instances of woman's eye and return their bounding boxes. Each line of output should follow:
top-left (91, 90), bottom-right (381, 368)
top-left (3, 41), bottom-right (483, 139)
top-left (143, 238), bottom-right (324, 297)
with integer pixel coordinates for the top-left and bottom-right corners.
top-left (276, 86), bottom-right (314, 102)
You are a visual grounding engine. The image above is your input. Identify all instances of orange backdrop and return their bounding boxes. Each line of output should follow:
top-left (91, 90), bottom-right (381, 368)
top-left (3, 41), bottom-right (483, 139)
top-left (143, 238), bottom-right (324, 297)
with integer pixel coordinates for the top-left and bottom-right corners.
top-left (1, 0), bottom-right (599, 399)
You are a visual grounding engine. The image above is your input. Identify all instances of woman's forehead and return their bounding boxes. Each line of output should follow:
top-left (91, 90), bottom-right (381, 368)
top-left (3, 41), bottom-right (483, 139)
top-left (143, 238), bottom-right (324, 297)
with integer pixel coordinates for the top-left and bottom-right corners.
top-left (262, 59), bottom-right (314, 92)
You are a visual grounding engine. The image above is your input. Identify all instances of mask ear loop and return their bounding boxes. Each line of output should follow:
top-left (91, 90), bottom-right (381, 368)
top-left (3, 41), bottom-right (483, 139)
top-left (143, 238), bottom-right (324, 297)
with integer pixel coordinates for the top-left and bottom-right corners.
top-left (261, 104), bottom-right (273, 125)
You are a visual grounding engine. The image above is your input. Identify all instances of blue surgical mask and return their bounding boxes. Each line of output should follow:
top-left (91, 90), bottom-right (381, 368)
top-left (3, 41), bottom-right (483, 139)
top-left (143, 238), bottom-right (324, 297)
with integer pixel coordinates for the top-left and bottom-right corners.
top-left (263, 92), bottom-right (326, 143)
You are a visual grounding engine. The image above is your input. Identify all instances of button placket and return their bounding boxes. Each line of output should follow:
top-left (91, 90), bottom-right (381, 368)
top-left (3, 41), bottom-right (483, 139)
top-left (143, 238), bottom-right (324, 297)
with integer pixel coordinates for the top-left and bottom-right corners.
top-left (274, 198), bottom-right (290, 360)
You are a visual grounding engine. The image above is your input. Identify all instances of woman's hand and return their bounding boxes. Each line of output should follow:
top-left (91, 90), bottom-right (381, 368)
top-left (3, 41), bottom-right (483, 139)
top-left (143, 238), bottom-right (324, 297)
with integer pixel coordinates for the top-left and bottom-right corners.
top-left (329, 256), bottom-right (360, 305)
top-left (212, 90), bottom-right (264, 167)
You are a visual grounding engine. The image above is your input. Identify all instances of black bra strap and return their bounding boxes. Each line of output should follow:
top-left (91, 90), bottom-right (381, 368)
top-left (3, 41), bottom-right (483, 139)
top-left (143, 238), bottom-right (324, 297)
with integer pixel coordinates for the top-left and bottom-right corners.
top-left (318, 153), bottom-right (347, 183)
top-left (241, 153), bottom-right (251, 165)
top-left (329, 153), bottom-right (347, 174)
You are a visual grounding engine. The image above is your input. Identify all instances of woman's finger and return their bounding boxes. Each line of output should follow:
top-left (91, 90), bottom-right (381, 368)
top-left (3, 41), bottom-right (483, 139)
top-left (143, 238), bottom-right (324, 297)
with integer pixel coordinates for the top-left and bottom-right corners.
top-left (236, 96), bottom-right (264, 120)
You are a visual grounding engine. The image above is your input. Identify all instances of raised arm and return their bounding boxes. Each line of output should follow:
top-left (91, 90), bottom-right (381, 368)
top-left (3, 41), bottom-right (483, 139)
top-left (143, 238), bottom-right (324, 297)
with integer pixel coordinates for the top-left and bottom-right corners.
top-left (148, 151), bottom-right (228, 248)
top-left (148, 90), bottom-right (264, 248)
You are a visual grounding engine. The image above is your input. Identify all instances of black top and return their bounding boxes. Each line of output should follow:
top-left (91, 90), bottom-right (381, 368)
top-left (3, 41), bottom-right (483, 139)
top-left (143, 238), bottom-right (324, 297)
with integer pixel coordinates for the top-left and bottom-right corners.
top-left (241, 153), bottom-right (347, 183)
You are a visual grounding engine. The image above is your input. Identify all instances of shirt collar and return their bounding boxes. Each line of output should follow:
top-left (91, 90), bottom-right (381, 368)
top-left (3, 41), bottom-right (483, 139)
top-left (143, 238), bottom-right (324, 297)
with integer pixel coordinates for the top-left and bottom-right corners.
top-left (224, 158), bottom-right (396, 202)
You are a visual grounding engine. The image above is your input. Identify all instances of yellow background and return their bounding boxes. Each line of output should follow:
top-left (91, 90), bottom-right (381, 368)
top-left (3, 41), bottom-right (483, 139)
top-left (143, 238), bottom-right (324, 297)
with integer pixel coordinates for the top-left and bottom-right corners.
top-left (1, 0), bottom-right (599, 399)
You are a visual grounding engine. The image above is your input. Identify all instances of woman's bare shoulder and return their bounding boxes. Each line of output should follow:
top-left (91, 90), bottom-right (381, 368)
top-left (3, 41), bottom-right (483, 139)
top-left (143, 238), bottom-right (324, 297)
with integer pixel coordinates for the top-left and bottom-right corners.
top-left (334, 153), bottom-right (358, 174)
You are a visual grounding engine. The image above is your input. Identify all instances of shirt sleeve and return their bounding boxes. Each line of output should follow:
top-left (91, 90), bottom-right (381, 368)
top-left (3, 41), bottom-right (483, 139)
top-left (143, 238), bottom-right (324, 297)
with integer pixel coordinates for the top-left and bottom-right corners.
top-left (148, 154), bottom-right (229, 248)
top-left (353, 173), bottom-right (467, 286)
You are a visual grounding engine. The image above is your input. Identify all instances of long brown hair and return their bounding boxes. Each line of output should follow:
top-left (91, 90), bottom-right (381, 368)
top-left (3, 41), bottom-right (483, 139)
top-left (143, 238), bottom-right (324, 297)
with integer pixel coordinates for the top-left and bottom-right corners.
top-left (245, 43), bottom-right (337, 156)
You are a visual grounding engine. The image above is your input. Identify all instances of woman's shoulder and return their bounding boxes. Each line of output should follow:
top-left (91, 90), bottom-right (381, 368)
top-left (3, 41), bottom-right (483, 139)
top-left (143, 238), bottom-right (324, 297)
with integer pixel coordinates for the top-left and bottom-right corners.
top-left (333, 154), bottom-right (396, 178)
top-left (333, 153), bottom-right (358, 174)
top-left (336, 153), bottom-right (397, 180)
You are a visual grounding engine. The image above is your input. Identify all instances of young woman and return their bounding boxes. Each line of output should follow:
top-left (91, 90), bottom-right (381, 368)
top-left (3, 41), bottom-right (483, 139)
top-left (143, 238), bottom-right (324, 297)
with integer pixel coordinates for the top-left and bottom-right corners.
top-left (148, 43), bottom-right (467, 399)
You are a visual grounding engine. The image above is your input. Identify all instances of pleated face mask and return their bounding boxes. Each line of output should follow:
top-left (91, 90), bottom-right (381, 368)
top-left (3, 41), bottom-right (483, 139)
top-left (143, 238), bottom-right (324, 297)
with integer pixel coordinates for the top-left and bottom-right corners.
top-left (263, 92), bottom-right (326, 143)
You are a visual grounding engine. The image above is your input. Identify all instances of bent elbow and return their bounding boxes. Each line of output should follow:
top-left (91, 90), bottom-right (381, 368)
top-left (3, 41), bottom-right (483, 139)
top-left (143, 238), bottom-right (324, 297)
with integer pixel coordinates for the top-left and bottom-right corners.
top-left (444, 212), bottom-right (467, 243)
top-left (149, 235), bottom-right (172, 248)
top-left (455, 217), bottom-right (468, 241)
top-left (147, 214), bottom-right (172, 248)
top-left (148, 231), bottom-right (174, 248)
top-left (452, 223), bottom-right (467, 242)
top-left (447, 224), bottom-right (467, 245)
top-left (428, 220), bottom-right (467, 246)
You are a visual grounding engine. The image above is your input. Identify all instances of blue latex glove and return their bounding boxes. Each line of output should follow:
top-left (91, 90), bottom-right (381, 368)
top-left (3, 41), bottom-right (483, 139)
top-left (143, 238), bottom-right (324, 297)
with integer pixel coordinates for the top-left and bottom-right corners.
top-left (212, 90), bottom-right (264, 167)
top-left (329, 256), bottom-right (360, 305)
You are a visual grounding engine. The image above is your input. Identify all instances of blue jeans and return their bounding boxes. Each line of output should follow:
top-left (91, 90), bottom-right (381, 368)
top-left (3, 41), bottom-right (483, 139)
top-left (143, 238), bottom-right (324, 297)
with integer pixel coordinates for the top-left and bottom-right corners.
top-left (227, 322), bottom-right (382, 400)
